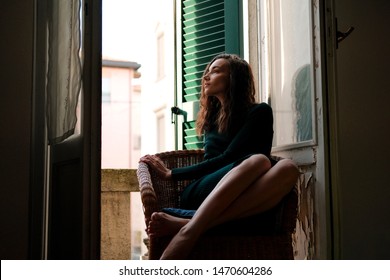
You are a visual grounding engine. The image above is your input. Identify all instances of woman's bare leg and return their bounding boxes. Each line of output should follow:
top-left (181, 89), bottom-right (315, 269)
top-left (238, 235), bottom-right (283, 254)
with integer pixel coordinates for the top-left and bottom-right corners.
top-left (148, 158), bottom-right (298, 237)
top-left (148, 155), bottom-right (269, 238)
top-left (160, 155), bottom-right (299, 259)
top-left (211, 158), bottom-right (299, 225)
top-left (148, 154), bottom-right (269, 238)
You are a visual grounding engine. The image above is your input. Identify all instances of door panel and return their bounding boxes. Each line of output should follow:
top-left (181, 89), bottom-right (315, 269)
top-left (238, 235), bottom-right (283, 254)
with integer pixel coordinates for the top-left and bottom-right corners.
top-left (48, 137), bottom-right (83, 259)
top-left (328, 0), bottom-right (390, 259)
top-left (47, 0), bottom-right (101, 260)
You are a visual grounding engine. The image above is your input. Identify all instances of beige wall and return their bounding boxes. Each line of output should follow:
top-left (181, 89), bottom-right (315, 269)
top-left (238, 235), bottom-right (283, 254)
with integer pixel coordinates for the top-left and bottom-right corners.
top-left (101, 66), bottom-right (141, 169)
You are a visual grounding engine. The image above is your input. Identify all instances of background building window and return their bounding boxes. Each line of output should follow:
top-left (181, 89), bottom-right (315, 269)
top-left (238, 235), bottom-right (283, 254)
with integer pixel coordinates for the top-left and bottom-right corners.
top-left (102, 77), bottom-right (111, 103)
top-left (157, 33), bottom-right (165, 80)
top-left (156, 110), bottom-right (166, 152)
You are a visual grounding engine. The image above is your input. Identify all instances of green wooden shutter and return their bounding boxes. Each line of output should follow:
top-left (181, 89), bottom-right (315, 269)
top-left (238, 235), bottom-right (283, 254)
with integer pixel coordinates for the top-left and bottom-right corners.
top-left (178, 0), bottom-right (242, 150)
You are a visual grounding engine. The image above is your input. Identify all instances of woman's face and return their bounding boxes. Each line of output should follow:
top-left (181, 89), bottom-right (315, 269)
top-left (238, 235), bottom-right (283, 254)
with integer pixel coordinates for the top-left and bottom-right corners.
top-left (202, 58), bottom-right (230, 102)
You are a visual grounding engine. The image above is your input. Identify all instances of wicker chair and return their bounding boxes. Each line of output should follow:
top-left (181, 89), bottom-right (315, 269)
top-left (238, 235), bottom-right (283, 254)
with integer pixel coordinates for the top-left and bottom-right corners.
top-left (137, 149), bottom-right (298, 260)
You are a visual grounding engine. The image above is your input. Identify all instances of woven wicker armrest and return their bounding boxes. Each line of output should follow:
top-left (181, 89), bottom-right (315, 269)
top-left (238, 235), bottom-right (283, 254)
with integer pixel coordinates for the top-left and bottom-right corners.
top-left (137, 149), bottom-right (205, 225)
top-left (137, 162), bottom-right (159, 225)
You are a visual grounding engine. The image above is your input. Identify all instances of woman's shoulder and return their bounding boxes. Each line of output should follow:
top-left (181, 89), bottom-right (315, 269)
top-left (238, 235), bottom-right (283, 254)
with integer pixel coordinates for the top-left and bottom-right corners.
top-left (248, 102), bottom-right (273, 116)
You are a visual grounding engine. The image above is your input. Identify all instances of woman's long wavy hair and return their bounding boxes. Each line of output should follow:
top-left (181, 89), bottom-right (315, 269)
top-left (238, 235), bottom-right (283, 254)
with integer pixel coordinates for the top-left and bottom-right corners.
top-left (196, 54), bottom-right (256, 136)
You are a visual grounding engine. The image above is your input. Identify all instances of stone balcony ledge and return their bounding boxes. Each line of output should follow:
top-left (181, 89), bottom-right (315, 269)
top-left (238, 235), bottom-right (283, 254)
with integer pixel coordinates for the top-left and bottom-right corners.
top-left (101, 169), bottom-right (139, 192)
top-left (101, 169), bottom-right (139, 260)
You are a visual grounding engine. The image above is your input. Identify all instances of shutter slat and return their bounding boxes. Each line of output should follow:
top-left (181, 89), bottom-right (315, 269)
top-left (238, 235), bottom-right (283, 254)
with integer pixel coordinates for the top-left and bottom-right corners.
top-left (183, 17), bottom-right (224, 34)
top-left (183, 24), bottom-right (225, 41)
top-left (184, 87), bottom-right (201, 96)
top-left (183, 71), bottom-right (203, 82)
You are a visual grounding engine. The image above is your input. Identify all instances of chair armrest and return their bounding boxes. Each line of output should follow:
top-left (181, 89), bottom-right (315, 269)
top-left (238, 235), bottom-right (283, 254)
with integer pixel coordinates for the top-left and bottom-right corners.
top-left (137, 162), bottom-right (159, 225)
top-left (137, 149), bottom-right (205, 224)
top-left (154, 149), bottom-right (205, 169)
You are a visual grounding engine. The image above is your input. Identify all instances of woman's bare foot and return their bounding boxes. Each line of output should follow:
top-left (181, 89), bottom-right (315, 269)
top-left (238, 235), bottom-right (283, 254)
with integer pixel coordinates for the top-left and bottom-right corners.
top-left (147, 212), bottom-right (190, 237)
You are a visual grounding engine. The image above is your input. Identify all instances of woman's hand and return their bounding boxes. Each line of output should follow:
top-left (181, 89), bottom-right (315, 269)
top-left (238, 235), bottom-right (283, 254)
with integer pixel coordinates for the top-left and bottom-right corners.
top-left (139, 155), bottom-right (172, 180)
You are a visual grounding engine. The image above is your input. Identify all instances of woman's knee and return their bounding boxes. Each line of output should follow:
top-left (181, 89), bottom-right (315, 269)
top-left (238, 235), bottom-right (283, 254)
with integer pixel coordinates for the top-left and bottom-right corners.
top-left (276, 159), bottom-right (300, 184)
top-left (242, 154), bottom-right (272, 172)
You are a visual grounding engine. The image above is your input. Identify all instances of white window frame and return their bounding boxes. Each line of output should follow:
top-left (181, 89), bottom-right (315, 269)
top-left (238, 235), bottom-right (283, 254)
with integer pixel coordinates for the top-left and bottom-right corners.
top-left (257, 0), bottom-right (317, 151)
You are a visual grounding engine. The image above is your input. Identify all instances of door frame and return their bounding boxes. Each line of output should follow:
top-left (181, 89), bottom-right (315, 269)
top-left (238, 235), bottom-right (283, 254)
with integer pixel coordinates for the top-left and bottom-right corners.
top-left (323, 0), bottom-right (340, 259)
top-left (80, 0), bottom-right (102, 259)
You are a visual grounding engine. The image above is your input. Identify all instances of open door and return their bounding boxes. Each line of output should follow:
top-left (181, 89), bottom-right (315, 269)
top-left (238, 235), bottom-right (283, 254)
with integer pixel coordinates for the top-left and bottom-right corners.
top-left (325, 0), bottom-right (390, 259)
top-left (47, 0), bottom-right (102, 260)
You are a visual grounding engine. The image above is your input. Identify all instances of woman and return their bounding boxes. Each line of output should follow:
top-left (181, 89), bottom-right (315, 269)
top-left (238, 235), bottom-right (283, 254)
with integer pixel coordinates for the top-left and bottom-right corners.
top-left (140, 54), bottom-right (299, 259)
